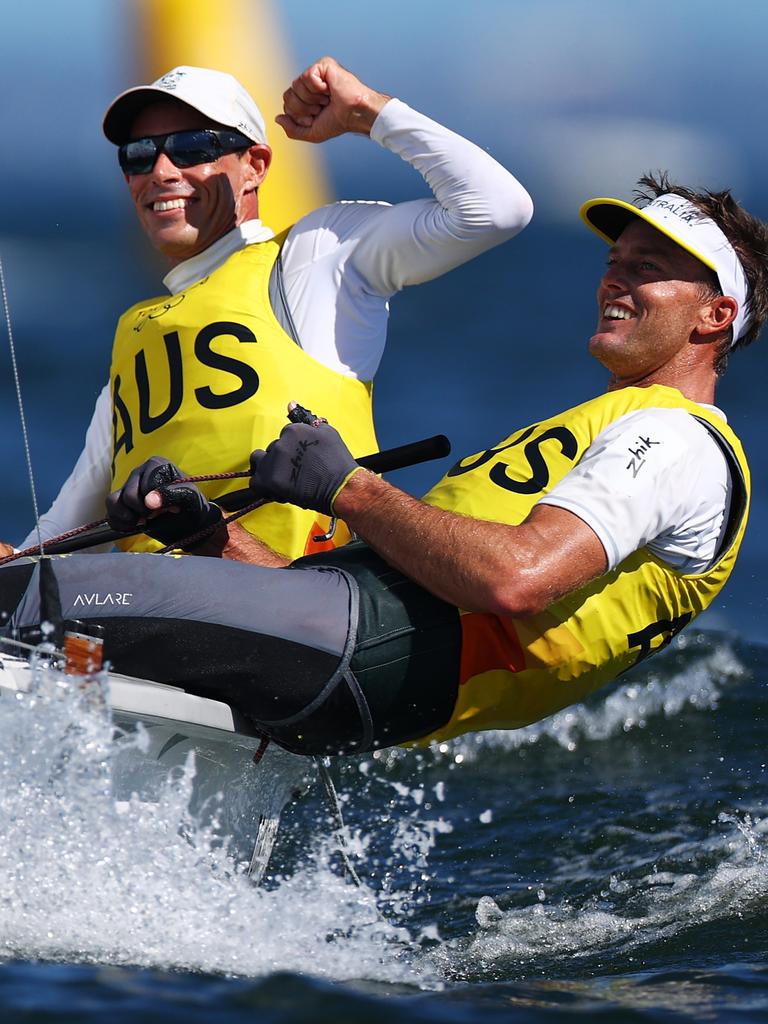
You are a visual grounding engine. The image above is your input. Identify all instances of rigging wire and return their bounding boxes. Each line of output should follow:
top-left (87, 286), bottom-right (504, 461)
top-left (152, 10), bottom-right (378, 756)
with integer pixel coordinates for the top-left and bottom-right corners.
top-left (315, 756), bottom-right (363, 888)
top-left (0, 255), bottom-right (43, 557)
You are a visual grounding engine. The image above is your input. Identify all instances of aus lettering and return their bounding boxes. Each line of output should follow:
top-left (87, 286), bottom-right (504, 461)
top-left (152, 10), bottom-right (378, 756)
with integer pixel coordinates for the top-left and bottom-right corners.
top-left (626, 613), bottom-right (692, 667)
top-left (447, 424), bottom-right (578, 495)
top-left (112, 321), bottom-right (259, 471)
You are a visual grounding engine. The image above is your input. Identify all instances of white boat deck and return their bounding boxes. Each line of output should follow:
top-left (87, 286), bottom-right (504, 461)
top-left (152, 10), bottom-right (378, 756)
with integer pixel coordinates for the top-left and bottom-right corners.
top-left (0, 648), bottom-right (256, 737)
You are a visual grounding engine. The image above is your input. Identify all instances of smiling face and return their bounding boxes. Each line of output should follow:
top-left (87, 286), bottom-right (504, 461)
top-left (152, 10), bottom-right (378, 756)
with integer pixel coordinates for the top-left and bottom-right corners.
top-left (125, 99), bottom-right (271, 266)
top-left (590, 219), bottom-right (726, 387)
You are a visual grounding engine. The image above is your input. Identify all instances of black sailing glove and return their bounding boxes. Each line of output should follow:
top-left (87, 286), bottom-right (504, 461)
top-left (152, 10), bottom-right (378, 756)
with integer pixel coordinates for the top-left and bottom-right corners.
top-left (106, 456), bottom-right (222, 550)
top-left (248, 423), bottom-right (361, 516)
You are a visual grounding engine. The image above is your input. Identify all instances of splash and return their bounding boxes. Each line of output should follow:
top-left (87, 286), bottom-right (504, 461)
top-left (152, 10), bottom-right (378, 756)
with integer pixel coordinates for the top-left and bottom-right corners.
top-left (0, 630), bottom-right (755, 989)
top-left (0, 658), bottom-right (445, 986)
top-left (434, 809), bottom-right (768, 978)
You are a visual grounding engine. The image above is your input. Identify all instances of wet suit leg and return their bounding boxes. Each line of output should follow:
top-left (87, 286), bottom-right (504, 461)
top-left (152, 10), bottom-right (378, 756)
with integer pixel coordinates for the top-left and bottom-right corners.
top-left (0, 546), bottom-right (461, 755)
top-left (292, 543), bottom-right (461, 750)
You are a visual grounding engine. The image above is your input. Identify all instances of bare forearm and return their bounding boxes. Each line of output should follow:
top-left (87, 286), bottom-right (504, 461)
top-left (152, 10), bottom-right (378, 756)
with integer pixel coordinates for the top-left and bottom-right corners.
top-left (334, 472), bottom-right (519, 613)
top-left (216, 522), bottom-right (290, 567)
top-left (214, 476), bottom-right (507, 600)
top-left (239, 423), bottom-right (609, 613)
top-left (334, 471), bottom-right (608, 616)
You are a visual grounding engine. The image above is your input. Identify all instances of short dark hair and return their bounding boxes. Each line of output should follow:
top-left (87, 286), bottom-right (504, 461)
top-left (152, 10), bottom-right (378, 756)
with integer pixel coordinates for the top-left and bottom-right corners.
top-left (635, 172), bottom-right (768, 373)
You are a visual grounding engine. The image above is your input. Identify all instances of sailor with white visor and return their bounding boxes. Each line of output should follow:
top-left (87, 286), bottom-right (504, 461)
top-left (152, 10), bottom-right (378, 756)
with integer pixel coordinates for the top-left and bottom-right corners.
top-left (533, 180), bottom-right (760, 581)
top-left (581, 192), bottom-right (751, 346)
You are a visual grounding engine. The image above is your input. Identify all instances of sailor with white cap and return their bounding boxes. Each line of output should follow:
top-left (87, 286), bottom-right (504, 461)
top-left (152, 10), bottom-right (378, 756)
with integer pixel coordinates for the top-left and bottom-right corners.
top-left (11, 57), bottom-right (533, 564)
top-left (102, 65), bottom-right (270, 147)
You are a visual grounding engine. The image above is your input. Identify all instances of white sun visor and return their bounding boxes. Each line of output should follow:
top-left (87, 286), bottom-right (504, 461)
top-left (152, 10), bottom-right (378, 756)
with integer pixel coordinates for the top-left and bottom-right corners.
top-left (580, 192), bottom-right (750, 346)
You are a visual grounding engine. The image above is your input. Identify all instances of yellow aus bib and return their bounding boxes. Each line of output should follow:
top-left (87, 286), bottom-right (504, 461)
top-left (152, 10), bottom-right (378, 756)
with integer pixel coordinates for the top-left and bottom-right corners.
top-left (109, 233), bottom-right (377, 559)
top-left (420, 385), bottom-right (750, 743)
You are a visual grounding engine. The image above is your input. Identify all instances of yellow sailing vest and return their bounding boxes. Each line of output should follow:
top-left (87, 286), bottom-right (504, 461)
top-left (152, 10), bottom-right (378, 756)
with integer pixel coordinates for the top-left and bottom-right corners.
top-left (419, 385), bottom-right (750, 743)
top-left (109, 232), bottom-right (378, 559)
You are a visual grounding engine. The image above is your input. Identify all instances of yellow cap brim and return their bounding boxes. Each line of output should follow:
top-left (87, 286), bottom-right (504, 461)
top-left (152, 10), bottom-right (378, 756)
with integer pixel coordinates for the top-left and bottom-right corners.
top-left (579, 197), bottom-right (718, 273)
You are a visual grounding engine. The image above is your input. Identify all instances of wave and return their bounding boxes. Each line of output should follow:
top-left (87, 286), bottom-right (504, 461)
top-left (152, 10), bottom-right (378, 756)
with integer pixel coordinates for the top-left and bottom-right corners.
top-left (0, 657), bottom-right (459, 986)
top-left (1, 631), bottom-right (765, 991)
top-left (432, 808), bottom-right (768, 980)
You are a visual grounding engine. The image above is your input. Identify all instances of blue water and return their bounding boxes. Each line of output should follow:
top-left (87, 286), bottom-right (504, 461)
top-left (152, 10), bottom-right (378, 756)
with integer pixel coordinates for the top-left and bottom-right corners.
top-left (1, 632), bottom-right (767, 1022)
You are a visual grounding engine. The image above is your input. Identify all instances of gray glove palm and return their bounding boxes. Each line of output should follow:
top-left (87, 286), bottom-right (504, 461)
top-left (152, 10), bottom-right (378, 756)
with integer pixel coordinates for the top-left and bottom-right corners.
top-left (248, 423), bottom-right (360, 516)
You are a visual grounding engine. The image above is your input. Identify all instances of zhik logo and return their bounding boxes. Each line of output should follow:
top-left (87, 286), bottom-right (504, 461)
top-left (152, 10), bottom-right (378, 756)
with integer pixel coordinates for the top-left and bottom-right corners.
top-left (290, 438), bottom-right (320, 484)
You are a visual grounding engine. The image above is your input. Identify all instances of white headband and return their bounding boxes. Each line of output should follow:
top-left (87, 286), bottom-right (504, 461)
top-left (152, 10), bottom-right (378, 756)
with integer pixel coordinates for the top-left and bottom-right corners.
top-left (581, 192), bottom-right (751, 346)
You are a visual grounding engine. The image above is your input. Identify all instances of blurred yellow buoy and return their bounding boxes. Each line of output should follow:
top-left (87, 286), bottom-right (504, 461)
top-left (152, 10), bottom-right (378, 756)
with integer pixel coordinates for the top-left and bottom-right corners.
top-left (136, 0), bottom-right (331, 232)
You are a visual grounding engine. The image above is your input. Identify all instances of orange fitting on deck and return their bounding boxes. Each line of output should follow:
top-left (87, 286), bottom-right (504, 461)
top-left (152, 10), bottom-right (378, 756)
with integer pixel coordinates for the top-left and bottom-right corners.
top-left (63, 631), bottom-right (104, 676)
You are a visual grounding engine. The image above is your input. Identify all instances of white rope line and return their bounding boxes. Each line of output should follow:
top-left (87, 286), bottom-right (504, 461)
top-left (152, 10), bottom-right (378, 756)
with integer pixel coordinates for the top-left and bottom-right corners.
top-left (0, 255), bottom-right (44, 557)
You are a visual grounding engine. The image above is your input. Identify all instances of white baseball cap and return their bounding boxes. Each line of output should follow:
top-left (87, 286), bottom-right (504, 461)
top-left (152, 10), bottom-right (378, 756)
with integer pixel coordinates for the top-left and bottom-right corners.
top-left (581, 192), bottom-right (751, 344)
top-left (103, 65), bottom-right (268, 146)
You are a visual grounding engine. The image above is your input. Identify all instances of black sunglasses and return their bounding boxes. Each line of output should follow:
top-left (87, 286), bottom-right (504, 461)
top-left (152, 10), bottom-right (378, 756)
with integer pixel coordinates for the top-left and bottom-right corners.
top-left (118, 128), bottom-right (253, 175)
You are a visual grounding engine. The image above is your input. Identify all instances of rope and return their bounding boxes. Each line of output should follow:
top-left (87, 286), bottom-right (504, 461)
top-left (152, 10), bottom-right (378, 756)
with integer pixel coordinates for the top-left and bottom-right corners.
top-left (315, 756), bottom-right (363, 888)
top-left (0, 469), bottom-right (256, 565)
top-left (0, 401), bottom-right (333, 565)
top-left (0, 255), bottom-right (44, 557)
top-left (155, 498), bottom-right (268, 554)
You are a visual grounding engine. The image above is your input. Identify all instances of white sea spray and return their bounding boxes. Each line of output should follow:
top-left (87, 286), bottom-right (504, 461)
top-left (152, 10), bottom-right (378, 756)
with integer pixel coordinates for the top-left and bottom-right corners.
top-left (0, 657), bottom-right (446, 987)
top-left (433, 809), bottom-right (768, 977)
top-left (0, 630), bottom-right (758, 989)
